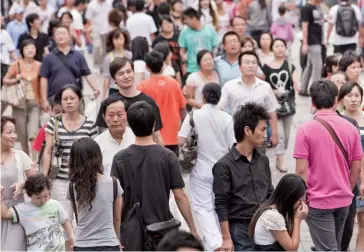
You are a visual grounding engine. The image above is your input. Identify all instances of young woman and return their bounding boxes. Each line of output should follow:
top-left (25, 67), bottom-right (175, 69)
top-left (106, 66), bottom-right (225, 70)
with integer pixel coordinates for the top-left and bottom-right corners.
top-left (250, 174), bottom-right (308, 251)
top-left (257, 32), bottom-right (274, 66)
top-left (68, 138), bottom-right (123, 251)
top-left (338, 82), bottom-right (364, 251)
top-left (247, 0), bottom-right (270, 44)
top-left (1, 116), bottom-right (35, 251)
top-left (241, 36), bottom-right (256, 53)
top-left (59, 11), bottom-right (82, 48)
top-left (1, 174), bottom-right (74, 251)
top-left (197, 0), bottom-right (218, 28)
top-left (338, 51), bottom-right (362, 83)
top-left (131, 36), bottom-right (150, 86)
top-left (215, 0), bottom-right (229, 39)
top-left (179, 83), bottom-right (235, 251)
top-left (185, 50), bottom-right (219, 109)
top-left (42, 85), bottom-right (98, 250)
top-left (3, 39), bottom-right (41, 157)
top-left (330, 71), bottom-right (349, 90)
top-left (321, 53), bottom-right (342, 79)
top-left (171, 0), bottom-right (184, 31)
top-left (103, 28), bottom-right (132, 99)
top-left (153, 41), bottom-right (182, 84)
top-left (262, 39), bottom-right (300, 172)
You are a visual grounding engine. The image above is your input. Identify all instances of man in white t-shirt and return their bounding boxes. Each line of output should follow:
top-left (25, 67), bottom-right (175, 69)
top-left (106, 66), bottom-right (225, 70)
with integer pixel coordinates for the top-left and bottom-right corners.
top-left (327, 0), bottom-right (361, 53)
top-left (126, 0), bottom-right (157, 45)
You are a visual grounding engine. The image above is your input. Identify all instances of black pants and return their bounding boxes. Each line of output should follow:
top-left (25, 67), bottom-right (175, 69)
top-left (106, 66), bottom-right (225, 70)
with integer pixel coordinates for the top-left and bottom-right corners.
top-left (341, 187), bottom-right (358, 251)
top-left (334, 43), bottom-right (357, 54)
top-left (73, 245), bottom-right (120, 251)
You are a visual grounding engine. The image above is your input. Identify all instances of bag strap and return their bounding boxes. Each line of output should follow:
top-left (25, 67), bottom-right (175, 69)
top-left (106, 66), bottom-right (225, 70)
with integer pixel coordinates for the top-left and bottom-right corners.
top-left (189, 111), bottom-right (195, 128)
top-left (314, 117), bottom-right (350, 169)
top-left (17, 61), bottom-right (21, 75)
top-left (69, 182), bottom-right (79, 224)
top-left (54, 116), bottom-right (60, 146)
top-left (53, 51), bottom-right (79, 81)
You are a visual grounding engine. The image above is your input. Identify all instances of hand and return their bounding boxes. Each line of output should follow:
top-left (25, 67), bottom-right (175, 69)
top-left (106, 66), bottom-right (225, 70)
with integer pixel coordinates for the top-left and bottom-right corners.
top-left (191, 230), bottom-right (202, 243)
top-left (294, 201), bottom-right (308, 220)
top-left (119, 241), bottom-right (124, 251)
top-left (10, 182), bottom-right (23, 201)
top-left (217, 238), bottom-right (234, 252)
top-left (324, 39), bottom-right (329, 48)
top-left (15, 74), bottom-right (22, 81)
top-left (67, 234), bottom-right (75, 248)
top-left (41, 99), bottom-right (51, 113)
top-left (92, 89), bottom-right (100, 99)
top-left (360, 182), bottom-right (364, 200)
top-left (270, 134), bottom-right (278, 148)
top-left (301, 44), bottom-right (308, 55)
top-left (294, 85), bottom-right (301, 93)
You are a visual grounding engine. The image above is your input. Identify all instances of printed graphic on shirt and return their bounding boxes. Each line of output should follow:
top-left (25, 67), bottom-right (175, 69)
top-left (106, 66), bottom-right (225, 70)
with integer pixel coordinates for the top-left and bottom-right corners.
top-left (26, 221), bottom-right (64, 251)
top-left (269, 70), bottom-right (289, 92)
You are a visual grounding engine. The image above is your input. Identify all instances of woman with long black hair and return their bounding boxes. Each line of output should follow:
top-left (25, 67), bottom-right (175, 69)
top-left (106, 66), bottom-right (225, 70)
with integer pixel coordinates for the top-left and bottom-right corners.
top-left (68, 137), bottom-right (123, 251)
top-left (250, 174), bottom-right (308, 251)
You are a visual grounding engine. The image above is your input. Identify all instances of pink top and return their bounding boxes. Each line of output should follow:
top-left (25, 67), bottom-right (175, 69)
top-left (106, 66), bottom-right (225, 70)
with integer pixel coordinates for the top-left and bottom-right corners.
top-left (293, 110), bottom-right (363, 209)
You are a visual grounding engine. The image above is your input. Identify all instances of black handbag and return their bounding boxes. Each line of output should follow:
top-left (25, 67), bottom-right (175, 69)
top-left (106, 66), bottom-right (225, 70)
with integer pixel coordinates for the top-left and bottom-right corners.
top-left (276, 91), bottom-right (296, 118)
top-left (121, 150), bottom-right (181, 251)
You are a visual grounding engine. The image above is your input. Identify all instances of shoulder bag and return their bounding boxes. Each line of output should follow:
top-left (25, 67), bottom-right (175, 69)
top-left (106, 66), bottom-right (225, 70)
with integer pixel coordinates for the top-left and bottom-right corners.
top-left (122, 150), bottom-right (181, 251)
top-left (49, 116), bottom-right (62, 179)
top-left (314, 117), bottom-right (350, 169)
top-left (178, 111), bottom-right (198, 173)
top-left (276, 62), bottom-right (296, 118)
top-left (69, 176), bottom-right (118, 223)
top-left (53, 50), bottom-right (82, 87)
top-left (1, 61), bottom-right (26, 108)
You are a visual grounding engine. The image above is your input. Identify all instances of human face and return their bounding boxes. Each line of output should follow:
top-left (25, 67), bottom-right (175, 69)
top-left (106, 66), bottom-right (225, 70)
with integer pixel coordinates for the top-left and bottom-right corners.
top-left (161, 20), bottom-right (174, 33)
top-left (241, 41), bottom-right (254, 53)
top-left (31, 188), bottom-right (50, 207)
top-left (215, 0), bottom-right (223, 6)
top-left (103, 101), bottom-right (127, 133)
top-left (39, 0), bottom-right (47, 7)
top-left (172, 2), bottom-right (183, 19)
top-left (61, 15), bottom-right (73, 28)
top-left (346, 61), bottom-right (361, 82)
top-left (240, 54), bottom-right (258, 76)
top-left (183, 16), bottom-right (197, 29)
top-left (232, 18), bottom-right (246, 38)
top-left (1, 121), bottom-right (17, 149)
top-left (272, 40), bottom-right (286, 58)
top-left (113, 34), bottom-right (125, 50)
top-left (224, 34), bottom-right (241, 55)
top-left (61, 88), bottom-right (81, 113)
top-left (51, 104), bottom-right (63, 115)
top-left (260, 33), bottom-right (272, 51)
top-left (31, 18), bottom-right (42, 31)
top-left (200, 0), bottom-right (210, 9)
top-left (245, 120), bottom-right (267, 147)
top-left (55, 27), bottom-right (71, 46)
top-left (15, 13), bottom-right (24, 21)
top-left (330, 73), bottom-right (346, 90)
top-left (22, 44), bottom-right (36, 59)
top-left (65, 0), bottom-right (75, 6)
top-left (342, 86), bottom-right (363, 113)
top-left (199, 53), bottom-right (214, 71)
top-left (114, 62), bottom-right (134, 89)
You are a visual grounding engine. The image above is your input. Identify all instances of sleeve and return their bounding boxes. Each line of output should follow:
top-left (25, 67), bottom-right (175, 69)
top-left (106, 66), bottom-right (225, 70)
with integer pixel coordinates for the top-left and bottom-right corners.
top-left (116, 178), bottom-right (124, 196)
top-left (89, 123), bottom-right (98, 139)
top-left (259, 210), bottom-right (287, 231)
top-left (261, 64), bottom-right (270, 79)
top-left (213, 161), bottom-right (231, 222)
top-left (265, 85), bottom-right (279, 113)
top-left (178, 29), bottom-right (187, 49)
top-left (270, 23), bottom-right (277, 36)
top-left (85, 4), bottom-right (93, 21)
top-left (355, 5), bottom-right (362, 24)
top-left (55, 200), bottom-right (68, 224)
top-left (3, 31), bottom-right (15, 52)
top-left (78, 54), bottom-right (91, 76)
top-left (301, 6), bottom-right (310, 22)
top-left (167, 151), bottom-right (185, 189)
top-left (185, 74), bottom-right (195, 87)
top-left (351, 129), bottom-right (364, 161)
top-left (293, 126), bottom-right (309, 159)
top-left (328, 6), bottom-right (337, 24)
top-left (178, 114), bottom-right (192, 138)
top-left (39, 55), bottom-right (51, 78)
top-left (19, 151), bottom-right (32, 171)
top-left (148, 16), bottom-right (157, 34)
top-left (133, 61), bottom-right (145, 73)
top-left (224, 118), bottom-right (236, 148)
top-left (45, 117), bottom-right (55, 135)
top-left (218, 84), bottom-right (229, 112)
top-left (32, 127), bottom-right (46, 152)
top-left (152, 102), bottom-right (163, 131)
top-left (110, 156), bottom-right (124, 190)
top-left (103, 55), bottom-right (111, 77)
top-left (176, 85), bottom-right (187, 109)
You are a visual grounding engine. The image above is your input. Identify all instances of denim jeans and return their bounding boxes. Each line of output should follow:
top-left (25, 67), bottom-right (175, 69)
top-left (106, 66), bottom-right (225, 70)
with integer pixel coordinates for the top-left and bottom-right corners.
top-left (73, 245), bottom-right (120, 251)
top-left (229, 222), bottom-right (253, 251)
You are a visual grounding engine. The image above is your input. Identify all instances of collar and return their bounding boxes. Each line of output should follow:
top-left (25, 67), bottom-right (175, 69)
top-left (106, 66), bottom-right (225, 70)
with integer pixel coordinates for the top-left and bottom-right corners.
top-left (106, 129), bottom-right (123, 145)
top-left (314, 110), bottom-right (337, 117)
top-left (54, 47), bottom-right (74, 55)
top-left (221, 54), bottom-right (239, 65)
top-left (238, 77), bottom-right (262, 88)
top-left (231, 143), bottom-right (259, 162)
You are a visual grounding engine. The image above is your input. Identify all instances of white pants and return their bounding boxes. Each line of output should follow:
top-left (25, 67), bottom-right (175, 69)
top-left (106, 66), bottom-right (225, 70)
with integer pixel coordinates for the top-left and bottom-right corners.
top-left (275, 115), bottom-right (294, 155)
top-left (190, 174), bottom-right (222, 251)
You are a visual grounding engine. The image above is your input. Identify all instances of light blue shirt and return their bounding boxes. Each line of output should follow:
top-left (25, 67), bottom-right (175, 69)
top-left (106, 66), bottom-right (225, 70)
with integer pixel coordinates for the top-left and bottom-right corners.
top-left (6, 20), bottom-right (27, 48)
top-left (178, 24), bottom-right (218, 73)
top-left (215, 55), bottom-right (241, 87)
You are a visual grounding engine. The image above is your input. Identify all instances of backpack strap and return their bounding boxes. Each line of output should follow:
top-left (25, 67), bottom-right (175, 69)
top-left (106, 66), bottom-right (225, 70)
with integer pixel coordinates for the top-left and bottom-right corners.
top-left (69, 182), bottom-right (79, 224)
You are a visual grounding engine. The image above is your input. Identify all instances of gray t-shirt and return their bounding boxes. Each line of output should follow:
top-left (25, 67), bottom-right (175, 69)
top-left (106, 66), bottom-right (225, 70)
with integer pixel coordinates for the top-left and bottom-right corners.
top-left (68, 176), bottom-right (123, 247)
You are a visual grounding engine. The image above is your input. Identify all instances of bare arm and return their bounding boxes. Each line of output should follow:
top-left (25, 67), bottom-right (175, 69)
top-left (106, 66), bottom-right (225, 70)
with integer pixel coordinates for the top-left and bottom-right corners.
top-left (302, 22), bottom-right (309, 46)
top-left (150, 33), bottom-right (155, 43)
top-left (153, 130), bottom-right (164, 146)
top-left (178, 136), bottom-right (186, 146)
top-left (62, 220), bottom-right (74, 247)
top-left (219, 221), bottom-right (234, 251)
top-left (185, 85), bottom-right (202, 109)
top-left (295, 158), bottom-right (308, 183)
top-left (292, 70), bottom-right (300, 92)
top-left (9, 51), bottom-right (17, 62)
top-left (272, 219), bottom-right (302, 251)
top-left (176, 71), bottom-right (182, 88)
top-left (269, 112), bottom-right (278, 147)
top-left (40, 77), bottom-right (50, 112)
top-left (1, 201), bottom-right (13, 219)
top-left (42, 133), bottom-right (54, 176)
top-left (179, 109), bottom-right (186, 123)
top-left (113, 195), bottom-right (123, 243)
top-left (326, 23), bottom-right (334, 45)
top-left (103, 77), bottom-right (111, 100)
top-left (3, 67), bottom-right (19, 86)
top-left (350, 160), bottom-right (361, 190)
top-left (84, 75), bottom-right (100, 93)
top-left (43, 47), bottom-right (49, 56)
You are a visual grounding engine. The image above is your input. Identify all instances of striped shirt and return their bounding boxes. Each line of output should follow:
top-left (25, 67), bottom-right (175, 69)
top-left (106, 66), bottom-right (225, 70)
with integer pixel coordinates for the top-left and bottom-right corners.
top-left (46, 116), bottom-right (98, 180)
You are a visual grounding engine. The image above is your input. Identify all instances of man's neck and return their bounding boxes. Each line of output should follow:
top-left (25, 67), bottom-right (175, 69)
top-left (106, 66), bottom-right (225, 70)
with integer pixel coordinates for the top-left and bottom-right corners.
top-left (58, 45), bottom-right (71, 54)
top-left (226, 53), bottom-right (239, 64)
top-left (30, 28), bottom-right (39, 38)
top-left (242, 75), bottom-right (256, 86)
top-left (316, 108), bottom-right (335, 114)
top-left (135, 136), bottom-right (155, 146)
top-left (15, 19), bottom-right (23, 23)
top-left (109, 129), bottom-right (125, 144)
top-left (150, 72), bottom-right (162, 77)
top-left (119, 87), bottom-right (139, 98)
top-left (235, 142), bottom-right (254, 161)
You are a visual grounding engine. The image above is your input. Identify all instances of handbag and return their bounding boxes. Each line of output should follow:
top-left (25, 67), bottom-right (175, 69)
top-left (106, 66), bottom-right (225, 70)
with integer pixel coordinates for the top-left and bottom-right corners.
top-left (178, 112), bottom-right (198, 174)
top-left (122, 150), bottom-right (181, 251)
top-left (1, 61), bottom-right (26, 108)
top-left (69, 176), bottom-right (118, 223)
top-left (49, 116), bottom-right (62, 179)
top-left (314, 117), bottom-right (350, 169)
top-left (276, 63), bottom-right (296, 119)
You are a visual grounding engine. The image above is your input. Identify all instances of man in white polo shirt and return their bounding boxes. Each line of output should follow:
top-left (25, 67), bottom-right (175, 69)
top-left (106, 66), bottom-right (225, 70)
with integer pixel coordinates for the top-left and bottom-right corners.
top-left (219, 51), bottom-right (279, 148)
top-left (94, 95), bottom-right (135, 176)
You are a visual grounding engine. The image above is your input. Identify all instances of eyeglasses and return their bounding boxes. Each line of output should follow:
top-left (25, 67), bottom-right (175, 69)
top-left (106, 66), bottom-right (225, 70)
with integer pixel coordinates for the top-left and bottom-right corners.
top-left (225, 40), bottom-right (240, 45)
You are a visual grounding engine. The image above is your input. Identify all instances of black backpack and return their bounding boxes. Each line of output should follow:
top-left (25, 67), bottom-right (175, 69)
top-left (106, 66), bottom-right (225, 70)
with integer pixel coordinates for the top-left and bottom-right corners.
top-left (336, 4), bottom-right (358, 37)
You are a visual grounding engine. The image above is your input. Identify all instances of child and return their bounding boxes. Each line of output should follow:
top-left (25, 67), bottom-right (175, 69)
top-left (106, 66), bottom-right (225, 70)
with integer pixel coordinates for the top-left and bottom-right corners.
top-left (270, 6), bottom-right (294, 46)
top-left (1, 174), bottom-right (74, 251)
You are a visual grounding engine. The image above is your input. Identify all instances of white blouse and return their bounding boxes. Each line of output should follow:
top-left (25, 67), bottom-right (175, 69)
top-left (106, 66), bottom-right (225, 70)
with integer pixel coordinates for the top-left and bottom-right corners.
top-left (254, 209), bottom-right (287, 245)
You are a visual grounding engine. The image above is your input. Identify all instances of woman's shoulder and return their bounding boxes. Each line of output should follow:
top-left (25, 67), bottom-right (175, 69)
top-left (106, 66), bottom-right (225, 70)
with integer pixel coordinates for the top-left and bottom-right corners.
top-left (258, 209), bottom-right (287, 231)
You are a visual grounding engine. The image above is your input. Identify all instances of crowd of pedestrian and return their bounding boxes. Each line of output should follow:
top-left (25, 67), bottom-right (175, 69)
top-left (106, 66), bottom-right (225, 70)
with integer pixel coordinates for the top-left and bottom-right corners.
top-left (1, 0), bottom-right (364, 250)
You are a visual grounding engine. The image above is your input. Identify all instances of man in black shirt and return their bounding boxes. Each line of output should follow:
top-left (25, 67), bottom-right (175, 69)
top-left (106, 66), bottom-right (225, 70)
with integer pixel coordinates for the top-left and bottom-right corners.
top-left (110, 101), bottom-right (198, 250)
top-left (213, 102), bottom-right (274, 251)
top-left (18, 13), bottom-right (49, 62)
top-left (95, 57), bottom-right (164, 145)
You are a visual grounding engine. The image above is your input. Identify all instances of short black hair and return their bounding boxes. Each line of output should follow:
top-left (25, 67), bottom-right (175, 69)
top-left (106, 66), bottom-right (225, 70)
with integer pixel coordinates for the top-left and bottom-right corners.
top-left (19, 39), bottom-right (36, 58)
top-left (183, 7), bottom-right (200, 19)
top-left (309, 80), bottom-right (338, 110)
top-left (202, 83), bottom-right (221, 105)
top-left (100, 95), bottom-right (128, 115)
top-left (338, 81), bottom-right (363, 103)
top-left (157, 2), bottom-right (170, 15)
top-left (109, 57), bottom-right (134, 79)
top-left (159, 15), bottom-right (174, 26)
top-left (55, 84), bottom-right (83, 103)
top-left (278, 5), bottom-right (286, 15)
top-left (153, 41), bottom-right (171, 61)
top-left (145, 51), bottom-right (164, 73)
top-left (23, 174), bottom-right (52, 197)
top-left (196, 49), bottom-right (213, 66)
top-left (135, 0), bottom-right (145, 11)
top-left (127, 101), bottom-right (156, 137)
top-left (270, 38), bottom-right (287, 51)
top-left (338, 51), bottom-right (361, 72)
top-left (238, 51), bottom-right (260, 66)
top-left (222, 31), bottom-right (240, 45)
top-left (131, 36), bottom-right (149, 61)
top-left (25, 13), bottom-right (40, 30)
top-left (157, 230), bottom-right (204, 251)
top-left (231, 15), bottom-right (247, 26)
top-left (233, 102), bottom-right (270, 142)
